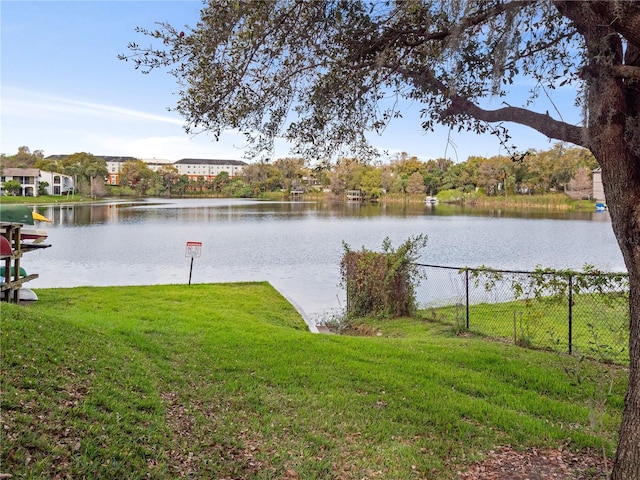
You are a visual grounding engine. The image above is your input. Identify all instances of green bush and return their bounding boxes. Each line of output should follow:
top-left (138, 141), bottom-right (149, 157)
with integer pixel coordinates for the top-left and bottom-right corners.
top-left (435, 189), bottom-right (466, 203)
top-left (340, 235), bottom-right (427, 318)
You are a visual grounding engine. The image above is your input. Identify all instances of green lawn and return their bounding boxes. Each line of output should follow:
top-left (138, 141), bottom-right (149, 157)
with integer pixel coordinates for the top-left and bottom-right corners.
top-left (0, 194), bottom-right (96, 205)
top-left (1, 283), bottom-right (627, 479)
top-left (419, 294), bottom-right (629, 364)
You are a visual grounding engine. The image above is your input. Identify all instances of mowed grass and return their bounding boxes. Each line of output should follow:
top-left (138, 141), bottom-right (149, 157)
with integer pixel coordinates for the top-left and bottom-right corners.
top-left (419, 294), bottom-right (630, 364)
top-left (1, 283), bottom-right (627, 479)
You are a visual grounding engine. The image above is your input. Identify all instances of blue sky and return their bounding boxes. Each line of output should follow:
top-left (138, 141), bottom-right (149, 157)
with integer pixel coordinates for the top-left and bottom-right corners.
top-left (1, 1), bottom-right (582, 163)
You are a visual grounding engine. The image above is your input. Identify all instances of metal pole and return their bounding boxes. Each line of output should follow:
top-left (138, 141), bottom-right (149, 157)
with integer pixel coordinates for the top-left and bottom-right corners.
top-left (465, 269), bottom-right (470, 329)
top-left (188, 257), bottom-right (194, 285)
top-left (568, 274), bottom-right (573, 355)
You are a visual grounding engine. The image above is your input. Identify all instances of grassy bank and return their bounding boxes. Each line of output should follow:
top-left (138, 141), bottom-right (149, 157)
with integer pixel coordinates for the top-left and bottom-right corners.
top-left (431, 190), bottom-right (595, 210)
top-left (2, 283), bottom-right (626, 479)
top-left (1, 191), bottom-right (596, 210)
top-left (0, 194), bottom-right (98, 205)
top-left (419, 294), bottom-right (630, 364)
top-left (463, 193), bottom-right (594, 210)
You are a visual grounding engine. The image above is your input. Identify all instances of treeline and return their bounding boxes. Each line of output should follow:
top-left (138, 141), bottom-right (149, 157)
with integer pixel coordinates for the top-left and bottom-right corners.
top-left (1, 149), bottom-right (110, 198)
top-left (239, 143), bottom-right (598, 201)
top-left (1, 143), bottom-right (598, 200)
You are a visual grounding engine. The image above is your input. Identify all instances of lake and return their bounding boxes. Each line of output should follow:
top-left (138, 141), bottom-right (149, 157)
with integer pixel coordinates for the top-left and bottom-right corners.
top-left (22, 198), bottom-right (625, 324)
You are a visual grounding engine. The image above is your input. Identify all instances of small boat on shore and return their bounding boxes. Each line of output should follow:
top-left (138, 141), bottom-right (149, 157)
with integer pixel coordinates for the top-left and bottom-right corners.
top-left (595, 202), bottom-right (607, 211)
top-left (0, 236), bottom-right (13, 256)
top-left (424, 196), bottom-right (439, 205)
top-left (0, 205), bottom-right (52, 224)
top-left (0, 205), bottom-right (35, 224)
top-left (0, 280), bottom-right (40, 302)
top-left (20, 228), bottom-right (48, 243)
top-left (18, 287), bottom-right (38, 302)
top-left (32, 211), bottom-right (51, 222)
top-left (0, 266), bottom-right (28, 278)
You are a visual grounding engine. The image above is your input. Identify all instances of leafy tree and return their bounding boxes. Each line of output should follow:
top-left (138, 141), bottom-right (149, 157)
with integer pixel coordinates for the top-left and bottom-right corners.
top-left (37, 181), bottom-right (49, 196)
top-left (567, 166), bottom-right (593, 200)
top-left (192, 175), bottom-right (207, 194)
top-left (157, 165), bottom-right (182, 195)
top-left (311, 161), bottom-right (332, 189)
top-left (119, 160), bottom-right (152, 190)
top-left (222, 178), bottom-right (252, 197)
top-left (273, 157), bottom-right (306, 191)
top-left (1, 146), bottom-right (44, 169)
top-left (173, 175), bottom-right (190, 196)
top-left (379, 165), bottom-right (396, 194)
top-left (406, 171), bottom-right (426, 195)
top-left (213, 170), bottom-right (230, 193)
top-left (477, 156), bottom-right (508, 195)
top-left (439, 162), bottom-right (465, 192)
top-left (421, 170), bottom-right (440, 196)
top-left (123, 2), bottom-right (640, 476)
top-left (34, 158), bottom-right (60, 173)
top-left (359, 165), bottom-right (383, 200)
top-left (241, 162), bottom-right (281, 193)
top-left (390, 152), bottom-right (425, 178)
top-left (59, 152), bottom-right (107, 198)
top-left (329, 157), bottom-right (362, 195)
top-left (2, 179), bottom-right (21, 196)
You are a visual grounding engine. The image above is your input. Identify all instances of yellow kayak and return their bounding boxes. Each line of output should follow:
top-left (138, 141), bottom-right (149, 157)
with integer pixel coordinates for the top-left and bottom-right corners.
top-left (32, 211), bottom-right (52, 222)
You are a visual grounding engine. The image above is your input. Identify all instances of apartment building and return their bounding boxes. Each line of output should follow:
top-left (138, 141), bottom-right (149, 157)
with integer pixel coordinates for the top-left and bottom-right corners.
top-left (0, 168), bottom-right (74, 196)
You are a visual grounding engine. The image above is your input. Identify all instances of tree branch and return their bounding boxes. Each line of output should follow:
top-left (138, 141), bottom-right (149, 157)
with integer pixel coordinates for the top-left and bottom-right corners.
top-left (611, 64), bottom-right (640, 80)
top-left (362, 0), bottom-right (537, 62)
top-left (441, 95), bottom-right (585, 147)
top-left (588, 1), bottom-right (640, 49)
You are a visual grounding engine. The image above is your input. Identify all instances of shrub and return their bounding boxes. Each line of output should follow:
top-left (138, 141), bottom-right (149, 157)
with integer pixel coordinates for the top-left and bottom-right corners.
top-left (340, 235), bottom-right (427, 318)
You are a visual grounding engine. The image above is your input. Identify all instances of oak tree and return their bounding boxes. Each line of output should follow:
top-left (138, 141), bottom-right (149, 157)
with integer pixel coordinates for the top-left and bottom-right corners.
top-left (121, 1), bottom-right (640, 477)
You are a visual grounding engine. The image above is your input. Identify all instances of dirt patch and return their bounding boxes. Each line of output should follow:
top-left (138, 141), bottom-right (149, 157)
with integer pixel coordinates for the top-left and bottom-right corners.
top-left (457, 446), bottom-right (609, 479)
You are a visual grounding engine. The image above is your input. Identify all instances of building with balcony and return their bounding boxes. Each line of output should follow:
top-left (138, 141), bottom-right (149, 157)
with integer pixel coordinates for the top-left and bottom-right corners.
top-left (45, 155), bottom-right (247, 185)
top-left (0, 168), bottom-right (74, 196)
top-left (173, 158), bottom-right (247, 180)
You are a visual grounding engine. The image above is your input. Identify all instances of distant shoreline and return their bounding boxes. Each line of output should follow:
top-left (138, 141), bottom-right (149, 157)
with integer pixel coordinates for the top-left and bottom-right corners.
top-left (1, 191), bottom-right (598, 211)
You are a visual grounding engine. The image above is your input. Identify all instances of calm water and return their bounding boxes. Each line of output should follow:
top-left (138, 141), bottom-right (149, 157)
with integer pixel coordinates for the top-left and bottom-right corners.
top-left (22, 198), bottom-right (625, 323)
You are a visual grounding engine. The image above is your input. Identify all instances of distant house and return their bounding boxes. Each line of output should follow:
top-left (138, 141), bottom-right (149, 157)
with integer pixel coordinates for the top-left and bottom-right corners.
top-left (46, 154), bottom-right (139, 186)
top-left (346, 190), bottom-right (363, 201)
top-left (101, 156), bottom-right (139, 185)
top-left (0, 168), bottom-right (74, 196)
top-left (143, 159), bottom-right (174, 173)
top-left (46, 155), bottom-right (247, 185)
top-left (592, 168), bottom-right (606, 202)
top-left (173, 158), bottom-right (247, 180)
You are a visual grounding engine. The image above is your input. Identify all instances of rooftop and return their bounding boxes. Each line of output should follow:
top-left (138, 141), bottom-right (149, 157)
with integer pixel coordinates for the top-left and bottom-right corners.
top-left (174, 158), bottom-right (248, 166)
top-left (45, 155), bottom-right (247, 166)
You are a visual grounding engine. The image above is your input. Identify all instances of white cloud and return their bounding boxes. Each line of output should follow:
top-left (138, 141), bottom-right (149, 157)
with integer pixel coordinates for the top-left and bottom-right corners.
top-left (2, 87), bottom-right (184, 126)
top-left (1, 87), bottom-right (288, 161)
top-left (117, 135), bottom-right (247, 161)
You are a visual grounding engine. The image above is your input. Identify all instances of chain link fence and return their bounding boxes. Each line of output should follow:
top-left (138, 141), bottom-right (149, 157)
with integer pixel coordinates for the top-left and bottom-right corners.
top-left (414, 264), bottom-right (630, 364)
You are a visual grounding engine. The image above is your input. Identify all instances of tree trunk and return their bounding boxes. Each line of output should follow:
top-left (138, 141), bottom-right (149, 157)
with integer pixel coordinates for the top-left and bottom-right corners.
top-left (612, 275), bottom-right (640, 480)
top-left (608, 194), bottom-right (640, 479)
top-left (606, 165), bottom-right (640, 480)
top-left (589, 81), bottom-right (640, 480)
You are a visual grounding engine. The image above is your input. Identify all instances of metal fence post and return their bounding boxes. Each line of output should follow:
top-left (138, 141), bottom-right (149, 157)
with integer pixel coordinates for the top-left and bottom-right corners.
top-left (568, 274), bottom-right (573, 355)
top-left (465, 268), bottom-right (470, 329)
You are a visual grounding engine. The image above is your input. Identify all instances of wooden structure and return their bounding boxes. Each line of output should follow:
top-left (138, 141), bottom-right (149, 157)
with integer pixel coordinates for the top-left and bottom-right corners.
top-left (290, 189), bottom-right (304, 200)
top-left (0, 222), bottom-right (47, 303)
top-left (346, 190), bottom-right (363, 202)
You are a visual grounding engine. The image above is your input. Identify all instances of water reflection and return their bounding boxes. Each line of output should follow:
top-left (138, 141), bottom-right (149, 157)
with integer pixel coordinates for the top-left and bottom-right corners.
top-left (27, 198), bottom-right (622, 322)
top-left (34, 198), bottom-right (610, 226)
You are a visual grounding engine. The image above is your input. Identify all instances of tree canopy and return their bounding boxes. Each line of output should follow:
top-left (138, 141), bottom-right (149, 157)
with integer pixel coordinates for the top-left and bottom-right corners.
top-left (120, 1), bottom-right (634, 160)
top-left (121, 1), bottom-right (640, 477)
top-left (0, 146), bottom-right (44, 169)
